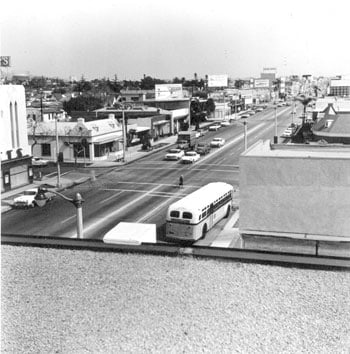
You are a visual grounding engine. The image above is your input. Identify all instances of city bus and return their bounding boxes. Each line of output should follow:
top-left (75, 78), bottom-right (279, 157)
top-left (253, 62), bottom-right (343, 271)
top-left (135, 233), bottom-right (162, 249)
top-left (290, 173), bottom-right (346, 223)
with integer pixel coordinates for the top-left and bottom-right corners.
top-left (166, 182), bottom-right (234, 241)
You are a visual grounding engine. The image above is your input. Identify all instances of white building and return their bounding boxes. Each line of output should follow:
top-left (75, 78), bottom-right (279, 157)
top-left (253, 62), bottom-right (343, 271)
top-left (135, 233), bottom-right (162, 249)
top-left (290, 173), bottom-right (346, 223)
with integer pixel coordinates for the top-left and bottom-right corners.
top-left (28, 117), bottom-right (124, 164)
top-left (1, 85), bottom-right (33, 191)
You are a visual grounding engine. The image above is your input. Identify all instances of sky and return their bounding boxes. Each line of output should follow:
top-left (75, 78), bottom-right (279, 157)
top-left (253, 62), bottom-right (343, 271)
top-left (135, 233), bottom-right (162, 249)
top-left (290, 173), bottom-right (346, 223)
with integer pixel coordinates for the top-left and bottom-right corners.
top-left (1, 0), bottom-right (350, 80)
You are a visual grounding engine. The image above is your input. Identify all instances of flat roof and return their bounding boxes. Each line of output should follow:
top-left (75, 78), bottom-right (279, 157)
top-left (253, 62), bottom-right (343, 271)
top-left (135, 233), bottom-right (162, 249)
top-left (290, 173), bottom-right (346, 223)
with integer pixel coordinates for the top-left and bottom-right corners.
top-left (242, 140), bottom-right (350, 159)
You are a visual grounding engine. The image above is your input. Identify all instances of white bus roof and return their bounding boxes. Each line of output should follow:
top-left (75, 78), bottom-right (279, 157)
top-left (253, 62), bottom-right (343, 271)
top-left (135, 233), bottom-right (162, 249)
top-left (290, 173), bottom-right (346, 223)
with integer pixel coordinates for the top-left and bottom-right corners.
top-left (169, 182), bottom-right (233, 212)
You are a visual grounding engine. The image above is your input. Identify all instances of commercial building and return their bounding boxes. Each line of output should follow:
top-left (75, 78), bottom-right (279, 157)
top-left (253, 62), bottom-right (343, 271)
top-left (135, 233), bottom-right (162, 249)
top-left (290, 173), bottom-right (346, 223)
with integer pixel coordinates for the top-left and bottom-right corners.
top-left (329, 79), bottom-right (350, 97)
top-left (239, 140), bottom-right (350, 241)
top-left (1, 85), bottom-right (33, 191)
top-left (28, 117), bottom-right (124, 164)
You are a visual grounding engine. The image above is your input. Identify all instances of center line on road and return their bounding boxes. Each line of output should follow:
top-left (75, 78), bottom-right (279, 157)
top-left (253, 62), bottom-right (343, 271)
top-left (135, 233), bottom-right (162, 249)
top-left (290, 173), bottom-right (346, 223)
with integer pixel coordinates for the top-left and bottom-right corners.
top-left (99, 191), bottom-right (123, 204)
top-left (62, 215), bottom-right (75, 223)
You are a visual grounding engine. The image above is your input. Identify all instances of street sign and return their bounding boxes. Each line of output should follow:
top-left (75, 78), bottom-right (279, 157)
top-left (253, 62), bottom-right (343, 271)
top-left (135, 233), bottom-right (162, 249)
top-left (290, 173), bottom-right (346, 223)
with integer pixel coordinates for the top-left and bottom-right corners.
top-left (0, 56), bottom-right (11, 67)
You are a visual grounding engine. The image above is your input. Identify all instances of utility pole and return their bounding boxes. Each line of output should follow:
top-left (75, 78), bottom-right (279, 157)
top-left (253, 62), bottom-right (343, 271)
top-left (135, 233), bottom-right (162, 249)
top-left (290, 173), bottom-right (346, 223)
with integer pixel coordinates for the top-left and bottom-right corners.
top-left (122, 109), bottom-right (127, 162)
top-left (55, 116), bottom-right (61, 187)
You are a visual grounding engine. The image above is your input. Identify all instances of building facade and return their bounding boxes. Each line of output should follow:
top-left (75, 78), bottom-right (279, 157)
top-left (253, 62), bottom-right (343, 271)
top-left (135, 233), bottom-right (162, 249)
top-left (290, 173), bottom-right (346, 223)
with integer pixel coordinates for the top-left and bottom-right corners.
top-left (239, 140), bottom-right (350, 241)
top-left (28, 117), bottom-right (124, 164)
top-left (1, 85), bottom-right (33, 191)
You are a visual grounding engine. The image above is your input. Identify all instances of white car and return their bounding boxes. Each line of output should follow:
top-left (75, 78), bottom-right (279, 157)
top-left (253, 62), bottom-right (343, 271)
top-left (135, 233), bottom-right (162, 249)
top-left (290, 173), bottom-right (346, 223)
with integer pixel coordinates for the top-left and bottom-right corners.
top-left (240, 113), bottom-right (250, 119)
top-left (32, 157), bottom-right (49, 166)
top-left (210, 137), bottom-right (225, 147)
top-left (208, 124), bottom-right (221, 131)
top-left (181, 151), bottom-right (200, 164)
top-left (220, 121), bottom-right (230, 127)
top-left (13, 188), bottom-right (54, 208)
top-left (255, 107), bottom-right (264, 112)
top-left (281, 128), bottom-right (293, 138)
top-left (165, 148), bottom-right (185, 161)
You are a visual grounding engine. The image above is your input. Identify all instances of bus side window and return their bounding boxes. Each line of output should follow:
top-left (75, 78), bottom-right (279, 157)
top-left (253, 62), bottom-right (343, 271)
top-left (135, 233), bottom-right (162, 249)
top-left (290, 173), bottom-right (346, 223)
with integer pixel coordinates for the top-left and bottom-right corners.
top-left (201, 211), bottom-right (206, 218)
top-left (182, 212), bottom-right (192, 219)
top-left (170, 210), bottom-right (180, 218)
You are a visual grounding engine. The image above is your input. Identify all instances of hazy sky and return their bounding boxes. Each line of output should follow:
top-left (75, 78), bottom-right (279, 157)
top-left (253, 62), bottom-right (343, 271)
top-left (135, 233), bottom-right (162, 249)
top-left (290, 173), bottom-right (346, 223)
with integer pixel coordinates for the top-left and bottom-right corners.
top-left (1, 0), bottom-right (350, 80)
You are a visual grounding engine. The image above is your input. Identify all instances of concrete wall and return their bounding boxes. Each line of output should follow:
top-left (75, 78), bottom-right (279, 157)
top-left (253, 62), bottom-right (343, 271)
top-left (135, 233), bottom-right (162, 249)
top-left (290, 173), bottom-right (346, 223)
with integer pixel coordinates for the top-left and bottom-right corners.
top-left (239, 153), bottom-right (350, 239)
top-left (0, 85), bottom-right (31, 160)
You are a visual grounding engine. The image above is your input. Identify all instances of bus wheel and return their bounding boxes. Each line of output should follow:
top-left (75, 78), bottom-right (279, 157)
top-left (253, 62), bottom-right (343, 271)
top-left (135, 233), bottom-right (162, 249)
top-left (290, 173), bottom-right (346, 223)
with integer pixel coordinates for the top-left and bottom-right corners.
top-left (225, 206), bottom-right (231, 218)
top-left (202, 224), bottom-right (207, 238)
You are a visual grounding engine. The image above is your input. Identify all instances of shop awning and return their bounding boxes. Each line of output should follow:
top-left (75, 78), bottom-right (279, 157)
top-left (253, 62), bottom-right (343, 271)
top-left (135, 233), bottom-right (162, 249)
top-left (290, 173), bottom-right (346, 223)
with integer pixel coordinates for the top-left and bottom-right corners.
top-left (153, 120), bottom-right (169, 126)
top-left (92, 134), bottom-right (122, 145)
top-left (135, 126), bottom-right (150, 133)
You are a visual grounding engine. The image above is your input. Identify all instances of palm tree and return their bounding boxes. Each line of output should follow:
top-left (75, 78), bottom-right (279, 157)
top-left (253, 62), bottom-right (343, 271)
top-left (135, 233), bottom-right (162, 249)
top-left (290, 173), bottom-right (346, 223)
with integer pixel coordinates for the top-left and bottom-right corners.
top-left (294, 95), bottom-right (314, 125)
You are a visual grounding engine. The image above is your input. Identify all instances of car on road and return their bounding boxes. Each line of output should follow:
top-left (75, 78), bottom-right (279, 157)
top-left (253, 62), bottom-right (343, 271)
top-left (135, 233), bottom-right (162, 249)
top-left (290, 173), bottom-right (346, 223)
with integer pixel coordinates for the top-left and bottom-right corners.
top-left (32, 157), bottom-right (49, 166)
top-left (220, 121), bottom-right (230, 127)
top-left (196, 142), bottom-right (211, 155)
top-left (208, 124), bottom-right (221, 131)
top-left (181, 151), bottom-right (200, 164)
top-left (240, 113), bottom-right (250, 119)
top-left (255, 107), bottom-right (264, 112)
top-left (165, 148), bottom-right (185, 161)
top-left (13, 187), bottom-right (54, 208)
top-left (246, 110), bottom-right (255, 116)
top-left (210, 137), bottom-right (225, 147)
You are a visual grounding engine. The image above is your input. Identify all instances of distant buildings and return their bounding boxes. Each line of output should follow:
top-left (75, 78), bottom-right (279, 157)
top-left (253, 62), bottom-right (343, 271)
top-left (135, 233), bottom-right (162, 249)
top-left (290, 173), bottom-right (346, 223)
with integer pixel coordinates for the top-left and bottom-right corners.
top-left (329, 79), bottom-right (350, 97)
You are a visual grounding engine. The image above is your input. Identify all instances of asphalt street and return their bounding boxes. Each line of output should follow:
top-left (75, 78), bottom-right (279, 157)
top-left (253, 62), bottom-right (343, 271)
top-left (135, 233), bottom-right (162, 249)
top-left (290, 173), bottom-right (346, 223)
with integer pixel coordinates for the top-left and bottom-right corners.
top-left (2, 105), bottom-right (301, 243)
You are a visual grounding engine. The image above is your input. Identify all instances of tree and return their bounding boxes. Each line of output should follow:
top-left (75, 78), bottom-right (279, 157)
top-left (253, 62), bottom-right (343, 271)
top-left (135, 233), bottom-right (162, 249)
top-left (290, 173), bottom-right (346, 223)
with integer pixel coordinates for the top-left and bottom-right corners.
top-left (63, 95), bottom-right (104, 114)
top-left (205, 98), bottom-right (216, 116)
top-left (234, 79), bottom-right (245, 89)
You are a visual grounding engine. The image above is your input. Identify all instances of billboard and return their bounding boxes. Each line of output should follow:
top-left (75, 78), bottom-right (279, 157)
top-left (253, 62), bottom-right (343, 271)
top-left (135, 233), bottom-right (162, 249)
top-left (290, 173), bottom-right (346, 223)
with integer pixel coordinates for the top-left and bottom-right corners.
top-left (254, 79), bottom-right (270, 88)
top-left (155, 84), bottom-right (183, 100)
top-left (0, 56), bottom-right (11, 67)
top-left (208, 74), bottom-right (228, 87)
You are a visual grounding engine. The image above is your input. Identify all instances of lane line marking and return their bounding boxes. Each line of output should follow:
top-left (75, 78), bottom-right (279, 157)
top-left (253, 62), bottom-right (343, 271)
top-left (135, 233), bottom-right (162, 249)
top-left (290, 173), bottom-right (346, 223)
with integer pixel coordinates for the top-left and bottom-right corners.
top-left (98, 191), bottom-right (123, 204)
top-left (62, 215), bottom-right (75, 223)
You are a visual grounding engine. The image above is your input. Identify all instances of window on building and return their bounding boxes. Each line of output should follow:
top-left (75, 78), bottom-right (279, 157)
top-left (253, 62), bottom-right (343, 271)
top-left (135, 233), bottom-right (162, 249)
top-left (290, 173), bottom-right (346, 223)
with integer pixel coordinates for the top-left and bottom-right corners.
top-left (41, 144), bottom-right (51, 156)
top-left (15, 102), bottom-right (20, 147)
top-left (9, 102), bottom-right (15, 149)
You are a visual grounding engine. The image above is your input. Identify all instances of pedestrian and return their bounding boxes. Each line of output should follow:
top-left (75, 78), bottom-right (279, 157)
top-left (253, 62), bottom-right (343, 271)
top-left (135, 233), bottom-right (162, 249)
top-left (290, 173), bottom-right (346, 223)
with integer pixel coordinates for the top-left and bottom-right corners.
top-left (179, 175), bottom-right (184, 188)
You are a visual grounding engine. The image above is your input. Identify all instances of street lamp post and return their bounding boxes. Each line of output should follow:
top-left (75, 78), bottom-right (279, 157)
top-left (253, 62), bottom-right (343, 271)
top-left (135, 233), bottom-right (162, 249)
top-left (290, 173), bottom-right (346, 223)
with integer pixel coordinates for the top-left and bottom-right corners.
top-left (243, 119), bottom-right (248, 151)
top-left (35, 188), bottom-right (84, 238)
top-left (274, 106), bottom-right (278, 144)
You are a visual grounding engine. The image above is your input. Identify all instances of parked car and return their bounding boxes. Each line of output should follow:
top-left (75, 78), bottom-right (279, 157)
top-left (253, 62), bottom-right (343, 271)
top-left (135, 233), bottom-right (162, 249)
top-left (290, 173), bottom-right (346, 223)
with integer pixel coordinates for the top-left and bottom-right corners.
top-left (165, 148), bottom-right (185, 161)
top-left (196, 142), bottom-right (211, 155)
top-left (255, 107), bottom-right (264, 112)
top-left (281, 128), bottom-right (293, 138)
top-left (32, 157), bottom-right (49, 166)
top-left (13, 187), bottom-right (54, 208)
top-left (220, 121), bottom-right (230, 127)
top-left (210, 137), bottom-right (225, 147)
top-left (208, 124), bottom-right (221, 131)
top-left (181, 151), bottom-right (200, 164)
top-left (240, 113), bottom-right (250, 119)
top-left (246, 110), bottom-right (255, 116)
